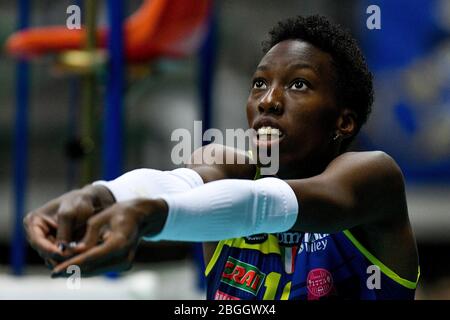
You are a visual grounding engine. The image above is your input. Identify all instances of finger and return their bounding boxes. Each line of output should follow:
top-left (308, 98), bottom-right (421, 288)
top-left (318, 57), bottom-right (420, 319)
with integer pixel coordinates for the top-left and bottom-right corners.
top-left (24, 214), bottom-right (54, 242)
top-left (67, 211), bottom-right (114, 256)
top-left (28, 224), bottom-right (69, 261)
top-left (55, 210), bottom-right (75, 246)
top-left (59, 241), bottom-right (84, 257)
top-left (102, 230), bottom-right (112, 242)
top-left (45, 258), bottom-right (59, 270)
top-left (77, 211), bottom-right (112, 251)
top-left (56, 196), bottom-right (96, 244)
top-left (72, 224), bottom-right (88, 242)
top-left (60, 224), bottom-right (87, 256)
top-left (51, 236), bottom-right (123, 277)
top-left (23, 201), bottom-right (59, 231)
top-left (44, 260), bottom-right (53, 270)
top-left (29, 224), bottom-right (62, 258)
top-left (46, 234), bottom-right (63, 257)
top-left (24, 214), bottom-right (57, 234)
top-left (40, 215), bottom-right (58, 229)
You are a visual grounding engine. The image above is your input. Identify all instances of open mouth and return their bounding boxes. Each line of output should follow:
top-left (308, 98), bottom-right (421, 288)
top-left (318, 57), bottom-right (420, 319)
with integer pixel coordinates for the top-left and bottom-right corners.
top-left (254, 126), bottom-right (284, 147)
top-left (257, 126), bottom-right (284, 140)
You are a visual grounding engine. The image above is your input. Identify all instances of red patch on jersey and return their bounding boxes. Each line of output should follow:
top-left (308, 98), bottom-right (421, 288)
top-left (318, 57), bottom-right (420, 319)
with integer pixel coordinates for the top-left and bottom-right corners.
top-left (307, 268), bottom-right (334, 299)
top-left (214, 290), bottom-right (241, 300)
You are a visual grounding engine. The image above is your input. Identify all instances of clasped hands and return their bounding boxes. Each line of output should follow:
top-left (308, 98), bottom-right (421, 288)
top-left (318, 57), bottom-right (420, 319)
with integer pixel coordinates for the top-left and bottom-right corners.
top-left (23, 185), bottom-right (168, 278)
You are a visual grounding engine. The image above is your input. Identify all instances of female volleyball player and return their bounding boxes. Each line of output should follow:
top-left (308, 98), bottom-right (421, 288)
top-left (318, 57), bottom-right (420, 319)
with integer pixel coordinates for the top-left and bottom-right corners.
top-left (23, 15), bottom-right (419, 299)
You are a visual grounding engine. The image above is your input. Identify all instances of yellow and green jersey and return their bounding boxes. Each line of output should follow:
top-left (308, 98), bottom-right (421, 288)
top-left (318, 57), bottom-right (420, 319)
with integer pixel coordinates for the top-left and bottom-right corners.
top-left (205, 230), bottom-right (419, 300)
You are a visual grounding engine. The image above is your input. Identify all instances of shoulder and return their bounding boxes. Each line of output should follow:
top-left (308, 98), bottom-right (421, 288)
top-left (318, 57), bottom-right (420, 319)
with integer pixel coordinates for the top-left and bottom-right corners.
top-left (342, 153), bottom-right (418, 279)
top-left (328, 151), bottom-right (405, 190)
top-left (325, 151), bottom-right (407, 223)
top-left (332, 150), bottom-right (401, 172)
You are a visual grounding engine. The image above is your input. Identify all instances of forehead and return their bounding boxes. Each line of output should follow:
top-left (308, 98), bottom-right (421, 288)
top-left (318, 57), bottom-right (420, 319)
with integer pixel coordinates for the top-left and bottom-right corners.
top-left (257, 40), bottom-right (333, 76)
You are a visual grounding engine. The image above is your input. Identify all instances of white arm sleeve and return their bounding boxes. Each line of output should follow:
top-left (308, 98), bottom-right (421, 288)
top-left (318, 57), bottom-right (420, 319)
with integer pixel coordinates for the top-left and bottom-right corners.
top-left (146, 177), bottom-right (299, 242)
top-left (92, 168), bottom-right (204, 202)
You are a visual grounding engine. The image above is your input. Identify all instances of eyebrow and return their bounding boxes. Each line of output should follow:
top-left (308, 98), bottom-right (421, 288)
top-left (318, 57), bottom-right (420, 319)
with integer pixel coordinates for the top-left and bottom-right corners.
top-left (255, 64), bottom-right (270, 72)
top-left (288, 63), bottom-right (319, 76)
top-left (256, 62), bottom-right (319, 76)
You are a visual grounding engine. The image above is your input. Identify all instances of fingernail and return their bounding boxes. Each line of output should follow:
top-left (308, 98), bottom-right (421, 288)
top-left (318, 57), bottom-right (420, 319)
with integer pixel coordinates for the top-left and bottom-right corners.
top-left (68, 241), bottom-right (77, 249)
top-left (45, 261), bottom-right (52, 270)
top-left (58, 243), bottom-right (66, 252)
top-left (50, 253), bottom-right (64, 261)
top-left (51, 271), bottom-right (63, 278)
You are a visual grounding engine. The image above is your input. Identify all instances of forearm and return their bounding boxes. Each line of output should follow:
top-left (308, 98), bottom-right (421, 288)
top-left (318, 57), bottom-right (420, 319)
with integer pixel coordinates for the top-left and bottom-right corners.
top-left (285, 177), bottom-right (356, 233)
top-left (142, 177), bottom-right (299, 242)
top-left (135, 171), bottom-right (354, 239)
top-left (92, 168), bottom-right (204, 202)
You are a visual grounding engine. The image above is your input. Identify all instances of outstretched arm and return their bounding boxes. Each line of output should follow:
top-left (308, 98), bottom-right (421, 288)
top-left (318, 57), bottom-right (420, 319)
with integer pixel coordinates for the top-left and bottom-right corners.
top-left (144, 151), bottom-right (406, 239)
top-left (50, 150), bottom-right (408, 276)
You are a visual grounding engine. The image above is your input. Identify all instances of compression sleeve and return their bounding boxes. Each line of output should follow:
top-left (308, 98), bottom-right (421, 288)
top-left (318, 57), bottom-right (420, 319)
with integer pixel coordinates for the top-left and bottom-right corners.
top-left (145, 177), bottom-right (299, 242)
top-left (92, 168), bottom-right (204, 202)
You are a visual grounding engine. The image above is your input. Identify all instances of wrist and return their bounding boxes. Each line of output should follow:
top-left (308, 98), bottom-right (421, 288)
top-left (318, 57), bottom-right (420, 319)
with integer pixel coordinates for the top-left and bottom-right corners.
top-left (81, 184), bottom-right (116, 212)
top-left (132, 198), bottom-right (169, 239)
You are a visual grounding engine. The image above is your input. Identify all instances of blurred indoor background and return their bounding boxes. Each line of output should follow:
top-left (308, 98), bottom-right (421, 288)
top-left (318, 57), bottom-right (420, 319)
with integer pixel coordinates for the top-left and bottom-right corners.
top-left (0, 0), bottom-right (449, 299)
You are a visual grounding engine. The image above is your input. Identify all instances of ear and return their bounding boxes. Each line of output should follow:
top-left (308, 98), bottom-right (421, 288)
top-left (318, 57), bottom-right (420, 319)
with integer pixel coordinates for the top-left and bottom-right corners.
top-left (336, 108), bottom-right (357, 138)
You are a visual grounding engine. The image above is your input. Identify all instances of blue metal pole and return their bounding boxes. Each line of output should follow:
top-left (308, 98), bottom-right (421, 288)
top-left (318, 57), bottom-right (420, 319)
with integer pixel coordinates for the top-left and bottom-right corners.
top-left (195, 1), bottom-right (217, 291)
top-left (199, 3), bottom-right (217, 136)
top-left (103, 0), bottom-right (124, 181)
top-left (11, 0), bottom-right (30, 276)
top-left (103, 0), bottom-right (124, 280)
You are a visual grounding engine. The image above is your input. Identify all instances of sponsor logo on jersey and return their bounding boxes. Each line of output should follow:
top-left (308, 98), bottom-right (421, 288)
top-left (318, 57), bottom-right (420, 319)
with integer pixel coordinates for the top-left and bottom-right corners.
top-left (221, 257), bottom-right (266, 296)
top-left (214, 290), bottom-right (241, 300)
top-left (298, 233), bottom-right (329, 253)
top-left (307, 268), bottom-right (334, 299)
top-left (244, 233), bottom-right (268, 244)
top-left (277, 232), bottom-right (303, 247)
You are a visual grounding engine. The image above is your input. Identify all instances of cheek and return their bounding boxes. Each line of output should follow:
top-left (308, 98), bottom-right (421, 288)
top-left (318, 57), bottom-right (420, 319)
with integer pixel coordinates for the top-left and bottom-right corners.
top-left (309, 108), bottom-right (336, 132)
top-left (246, 99), bottom-right (256, 127)
top-left (287, 104), bottom-right (337, 142)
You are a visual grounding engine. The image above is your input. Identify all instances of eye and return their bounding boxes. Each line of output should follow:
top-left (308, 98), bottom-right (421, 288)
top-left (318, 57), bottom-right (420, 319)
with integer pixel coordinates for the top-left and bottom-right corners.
top-left (252, 79), bottom-right (267, 89)
top-left (289, 79), bottom-right (309, 91)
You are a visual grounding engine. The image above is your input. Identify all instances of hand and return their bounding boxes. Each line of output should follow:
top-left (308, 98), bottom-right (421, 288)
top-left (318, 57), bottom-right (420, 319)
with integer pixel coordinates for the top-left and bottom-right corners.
top-left (50, 198), bottom-right (168, 277)
top-left (23, 185), bottom-right (115, 268)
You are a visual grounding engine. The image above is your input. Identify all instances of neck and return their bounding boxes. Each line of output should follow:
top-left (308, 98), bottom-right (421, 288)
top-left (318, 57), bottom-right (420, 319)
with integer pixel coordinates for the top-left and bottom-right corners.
top-left (276, 149), bottom-right (342, 179)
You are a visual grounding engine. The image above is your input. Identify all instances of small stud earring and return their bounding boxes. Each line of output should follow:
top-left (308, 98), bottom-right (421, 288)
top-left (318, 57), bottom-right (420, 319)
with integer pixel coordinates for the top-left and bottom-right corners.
top-left (332, 133), bottom-right (341, 141)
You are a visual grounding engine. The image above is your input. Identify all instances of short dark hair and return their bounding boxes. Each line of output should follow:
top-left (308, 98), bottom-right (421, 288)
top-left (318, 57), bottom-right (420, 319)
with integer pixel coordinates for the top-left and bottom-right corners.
top-left (263, 15), bottom-right (374, 149)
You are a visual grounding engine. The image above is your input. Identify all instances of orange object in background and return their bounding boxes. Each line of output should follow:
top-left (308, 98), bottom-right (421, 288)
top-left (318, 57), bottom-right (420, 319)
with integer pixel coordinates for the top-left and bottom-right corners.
top-left (5, 0), bottom-right (212, 62)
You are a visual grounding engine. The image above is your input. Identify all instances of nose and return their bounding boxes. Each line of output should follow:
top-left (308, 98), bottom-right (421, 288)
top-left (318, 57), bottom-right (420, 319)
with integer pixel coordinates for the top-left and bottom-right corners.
top-left (257, 86), bottom-right (284, 115)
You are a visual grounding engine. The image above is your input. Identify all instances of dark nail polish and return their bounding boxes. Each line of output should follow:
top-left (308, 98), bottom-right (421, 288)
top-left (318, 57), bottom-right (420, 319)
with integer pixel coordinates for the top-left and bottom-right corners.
top-left (45, 261), bottom-right (53, 270)
top-left (58, 243), bottom-right (66, 252)
top-left (51, 271), bottom-right (63, 278)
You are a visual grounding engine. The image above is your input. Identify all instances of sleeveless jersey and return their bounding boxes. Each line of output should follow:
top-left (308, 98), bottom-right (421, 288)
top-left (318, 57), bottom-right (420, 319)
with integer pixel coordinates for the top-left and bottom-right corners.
top-left (205, 230), bottom-right (419, 300)
top-left (205, 165), bottom-right (419, 300)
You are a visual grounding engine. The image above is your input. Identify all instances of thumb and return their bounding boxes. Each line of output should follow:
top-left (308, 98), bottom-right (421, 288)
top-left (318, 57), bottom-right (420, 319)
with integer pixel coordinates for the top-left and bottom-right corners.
top-left (75, 211), bottom-right (111, 252)
top-left (55, 199), bottom-right (95, 249)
